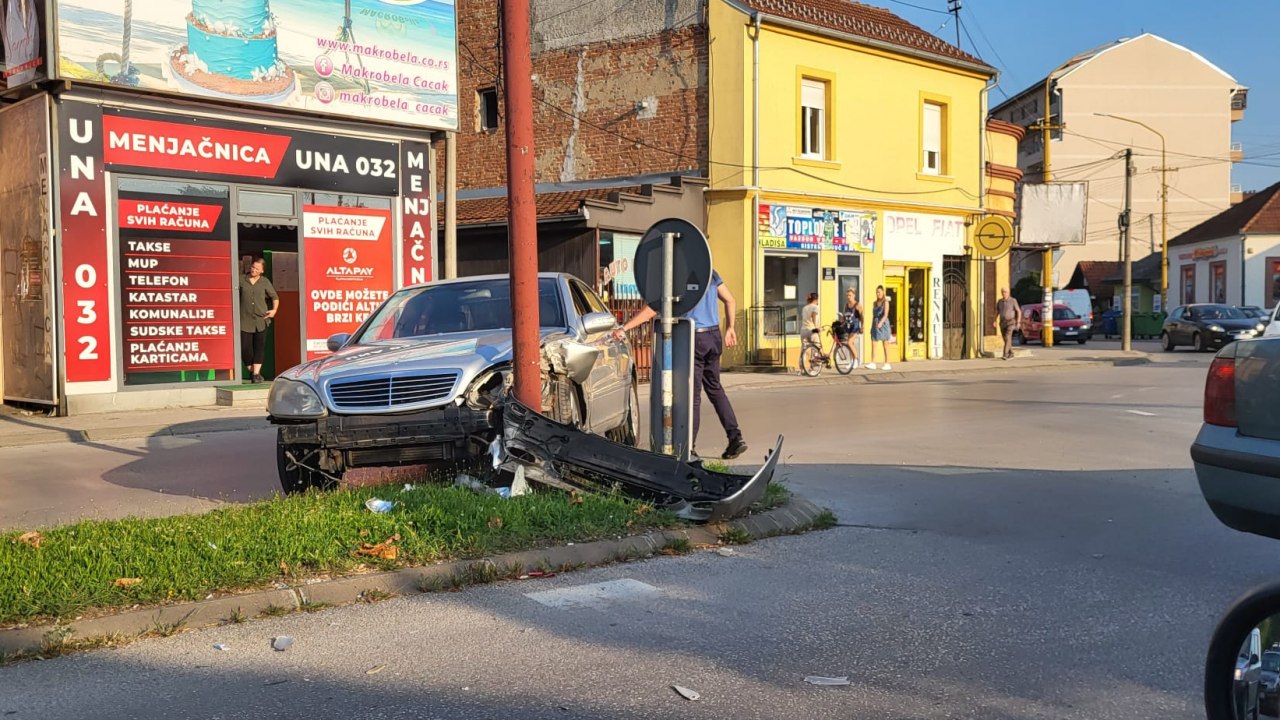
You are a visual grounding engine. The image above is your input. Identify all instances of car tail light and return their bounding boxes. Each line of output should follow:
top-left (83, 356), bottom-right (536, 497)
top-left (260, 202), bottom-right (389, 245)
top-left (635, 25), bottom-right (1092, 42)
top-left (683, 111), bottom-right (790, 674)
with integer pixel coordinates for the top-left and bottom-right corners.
top-left (1204, 356), bottom-right (1237, 427)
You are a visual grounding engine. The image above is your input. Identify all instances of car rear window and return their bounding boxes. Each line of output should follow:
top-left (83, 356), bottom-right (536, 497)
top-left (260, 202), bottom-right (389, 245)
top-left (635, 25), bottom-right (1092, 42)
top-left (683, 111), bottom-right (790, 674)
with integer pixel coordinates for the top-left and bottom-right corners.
top-left (356, 278), bottom-right (565, 342)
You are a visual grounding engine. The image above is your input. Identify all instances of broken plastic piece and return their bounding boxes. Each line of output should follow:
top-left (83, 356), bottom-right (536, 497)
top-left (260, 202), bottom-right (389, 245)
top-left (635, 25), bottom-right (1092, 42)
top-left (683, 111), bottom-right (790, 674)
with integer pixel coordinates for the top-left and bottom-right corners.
top-left (510, 464), bottom-right (530, 497)
top-left (402, 484), bottom-right (416, 492)
top-left (672, 685), bottom-right (701, 701)
top-left (454, 474), bottom-right (488, 493)
top-left (364, 498), bottom-right (394, 514)
top-left (366, 664), bottom-right (386, 675)
top-left (495, 487), bottom-right (511, 499)
top-left (272, 636), bottom-right (294, 652)
top-left (213, 643), bottom-right (228, 651)
top-left (489, 436), bottom-right (503, 469)
top-left (715, 548), bottom-right (737, 557)
top-left (803, 676), bottom-right (850, 686)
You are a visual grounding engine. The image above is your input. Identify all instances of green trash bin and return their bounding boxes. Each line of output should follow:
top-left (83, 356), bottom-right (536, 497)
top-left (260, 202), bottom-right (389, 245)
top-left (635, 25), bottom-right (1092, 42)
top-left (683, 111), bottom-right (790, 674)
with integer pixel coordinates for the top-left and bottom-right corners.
top-left (1134, 313), bottom-right (1163, 339)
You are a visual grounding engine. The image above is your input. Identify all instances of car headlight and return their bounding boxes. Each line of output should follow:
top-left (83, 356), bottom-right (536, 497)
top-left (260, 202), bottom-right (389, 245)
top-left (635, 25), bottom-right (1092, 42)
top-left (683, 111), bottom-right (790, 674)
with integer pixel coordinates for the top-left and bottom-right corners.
top-left (1258, 324), bottom-right (1266, 332)
top-left (465, 367), bottom-right (511, 409)
top-left (1237, 668), bottom-right (1245, 681)
top-left (1209, 324), bottom-right (1225, 332)
top-left (1082, 323), bottom-right (1091, 329)
top-left (268, 379), bottom-right (326, 418)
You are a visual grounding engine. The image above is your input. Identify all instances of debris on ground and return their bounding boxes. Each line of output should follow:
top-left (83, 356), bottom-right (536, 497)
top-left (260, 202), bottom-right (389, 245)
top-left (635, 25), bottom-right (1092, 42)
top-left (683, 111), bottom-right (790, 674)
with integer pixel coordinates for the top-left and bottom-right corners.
top-left (271, 636), bottom-right (294, 652)
top-left (15, 532), bottom-right (43, 549)
top-left (402, 484), bottom-right (416, 492)
top-left (803, 676), bottom-right (850, 686)
top-left (213, 643), bottom-right (228, 651)
top-left (354, 534), bottom-right (401, 561)
top-left (671, 685), bottom-right (701, 701)
top-left (364, 498), bottom-right (395, 514)
top-left (454, 474), bottom-right (490, 494)
top-left (715, 547), bottom-right (737, 557)
top-left (263, 679), bottom-right (289, 686)
top-left (112, 578), bottom-right (143, 589)
top-left (487, 516), bottom-right (503, 529)
top-left (366, 665), bottom-right (386, 675)
top-left (510, 465), bottom-right (530, 497)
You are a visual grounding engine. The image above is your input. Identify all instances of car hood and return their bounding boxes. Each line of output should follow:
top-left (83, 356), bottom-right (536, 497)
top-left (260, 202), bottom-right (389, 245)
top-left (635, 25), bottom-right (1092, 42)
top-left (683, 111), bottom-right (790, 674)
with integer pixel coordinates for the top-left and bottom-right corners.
top-left (279, 328), bottom-right (571, 386)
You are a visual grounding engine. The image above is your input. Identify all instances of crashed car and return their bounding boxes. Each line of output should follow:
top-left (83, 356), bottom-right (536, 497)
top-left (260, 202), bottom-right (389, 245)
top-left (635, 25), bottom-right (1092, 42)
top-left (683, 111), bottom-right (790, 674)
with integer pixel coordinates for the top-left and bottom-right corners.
top-left (267, 273), bottom-right (640, 492)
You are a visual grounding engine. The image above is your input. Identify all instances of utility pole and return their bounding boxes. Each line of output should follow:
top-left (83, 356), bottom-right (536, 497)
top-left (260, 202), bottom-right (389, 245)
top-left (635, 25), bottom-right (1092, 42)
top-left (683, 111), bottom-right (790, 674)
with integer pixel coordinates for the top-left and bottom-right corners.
top-left (503, 0), bottom-right (541, 409)
top-left (947, 0), bottom-right (962, 48)
top-left (444, 133), bottom-right (457, 279)
top-left (1036, 73), bottom-right (1065, 347)
top-left (1120, 148), bottom-right (1134, 352)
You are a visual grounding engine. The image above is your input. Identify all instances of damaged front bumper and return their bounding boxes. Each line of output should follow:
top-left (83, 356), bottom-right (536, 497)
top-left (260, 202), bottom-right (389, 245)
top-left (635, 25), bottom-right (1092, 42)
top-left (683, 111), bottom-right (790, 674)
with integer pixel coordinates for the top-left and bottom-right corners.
top-left (274, 404), bottom-right (495, 468)
top-left (494, 399), bottom-right (783, 523)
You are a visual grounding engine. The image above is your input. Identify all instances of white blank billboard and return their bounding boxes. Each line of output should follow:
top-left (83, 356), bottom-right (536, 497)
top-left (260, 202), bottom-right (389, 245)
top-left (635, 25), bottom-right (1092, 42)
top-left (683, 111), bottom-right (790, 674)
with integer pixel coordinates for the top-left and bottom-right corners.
top-left (1018, 182), bottom-right (1089, 246)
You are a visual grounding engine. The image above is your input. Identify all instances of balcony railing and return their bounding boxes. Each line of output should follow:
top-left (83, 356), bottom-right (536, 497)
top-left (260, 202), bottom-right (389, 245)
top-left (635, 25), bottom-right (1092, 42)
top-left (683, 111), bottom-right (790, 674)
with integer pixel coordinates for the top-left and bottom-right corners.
top-left (1231, 184), bottom-right (1244, 205)
top-left (1230, 142), bottom-right (1244, 162)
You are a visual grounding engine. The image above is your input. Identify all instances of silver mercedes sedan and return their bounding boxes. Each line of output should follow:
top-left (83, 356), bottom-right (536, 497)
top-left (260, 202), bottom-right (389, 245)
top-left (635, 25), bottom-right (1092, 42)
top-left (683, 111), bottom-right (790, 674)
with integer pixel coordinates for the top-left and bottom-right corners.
top-left (267, 273), bottom-right (640, 492)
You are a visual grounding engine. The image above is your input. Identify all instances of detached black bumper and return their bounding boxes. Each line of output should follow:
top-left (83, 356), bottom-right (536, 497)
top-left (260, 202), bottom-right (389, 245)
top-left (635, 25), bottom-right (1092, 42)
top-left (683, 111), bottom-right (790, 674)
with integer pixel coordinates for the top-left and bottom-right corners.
top-left (273, 404), bottom-right (494, 467)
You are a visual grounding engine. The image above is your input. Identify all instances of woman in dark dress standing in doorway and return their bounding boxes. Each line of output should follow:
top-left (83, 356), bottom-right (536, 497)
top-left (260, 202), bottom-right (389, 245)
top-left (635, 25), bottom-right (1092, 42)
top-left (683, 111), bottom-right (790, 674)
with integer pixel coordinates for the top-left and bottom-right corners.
top-left (239, 257), bottom-right (279, 384)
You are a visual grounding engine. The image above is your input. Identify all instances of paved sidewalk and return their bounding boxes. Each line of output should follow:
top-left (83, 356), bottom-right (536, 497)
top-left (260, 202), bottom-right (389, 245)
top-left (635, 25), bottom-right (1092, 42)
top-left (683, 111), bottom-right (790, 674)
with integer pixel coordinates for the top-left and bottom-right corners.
top-left (0, 342), bottom-right (1166, 449)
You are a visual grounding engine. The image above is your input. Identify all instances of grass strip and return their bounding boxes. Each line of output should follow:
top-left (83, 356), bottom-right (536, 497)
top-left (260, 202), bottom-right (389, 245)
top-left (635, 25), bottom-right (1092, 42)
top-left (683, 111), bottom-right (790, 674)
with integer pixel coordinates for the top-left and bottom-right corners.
top-left (0, 482), bottom-right (680, 627)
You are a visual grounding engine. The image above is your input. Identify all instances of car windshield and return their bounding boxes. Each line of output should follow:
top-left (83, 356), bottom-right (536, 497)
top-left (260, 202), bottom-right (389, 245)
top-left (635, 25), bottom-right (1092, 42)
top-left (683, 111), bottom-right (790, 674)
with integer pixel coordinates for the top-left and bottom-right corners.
top-left (1265, 654), bottom-right (1280, 672)
top-left (352, 277), bottom-right (565, 342)
top-left (1195, 305), bottom-right (1246, 320)
top-left (1240, 307), bottom-right (1264, 318)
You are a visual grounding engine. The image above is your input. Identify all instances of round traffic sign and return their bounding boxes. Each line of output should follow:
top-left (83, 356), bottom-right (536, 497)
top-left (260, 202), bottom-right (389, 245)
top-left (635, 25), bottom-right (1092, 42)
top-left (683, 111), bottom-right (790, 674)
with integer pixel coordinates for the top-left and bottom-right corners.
top-left (974, 216), bottom-right (1015, 259)
top-left (634, 218), bottom-right (712, 316)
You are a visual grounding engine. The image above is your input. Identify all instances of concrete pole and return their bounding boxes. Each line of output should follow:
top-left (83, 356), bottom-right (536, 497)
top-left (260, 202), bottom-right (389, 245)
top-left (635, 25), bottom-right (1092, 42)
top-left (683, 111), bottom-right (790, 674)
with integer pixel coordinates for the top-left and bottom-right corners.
top-left (660, 232), bottom-right (675, 456)
top-left (1122, 148), bottom-right (1134, 352)
top-left (502, 0), bottom-right (541, 409)
top-left (444, 132), bottom-right (458, 279)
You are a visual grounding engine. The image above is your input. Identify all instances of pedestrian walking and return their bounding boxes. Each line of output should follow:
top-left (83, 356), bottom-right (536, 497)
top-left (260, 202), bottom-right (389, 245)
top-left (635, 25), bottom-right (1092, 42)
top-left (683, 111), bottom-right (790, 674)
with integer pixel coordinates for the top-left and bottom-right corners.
top-left (238, 257), bottom-right (279, 384)
top-left (994, 287), bottom-right (1021, 360)
top-left (867, 285), bottom-right (892, 370)
top-left (612, 270), bottom-right (747, 460)
top-left (840, 287), bottom-right (863, 369)
top-left (802, 292), bottom-right (821, 348)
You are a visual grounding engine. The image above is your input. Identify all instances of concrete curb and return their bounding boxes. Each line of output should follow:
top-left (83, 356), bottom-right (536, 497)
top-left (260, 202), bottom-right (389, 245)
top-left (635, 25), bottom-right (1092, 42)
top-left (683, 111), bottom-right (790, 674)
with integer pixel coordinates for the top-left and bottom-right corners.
top-left (0, 418), bottom-right (272, 449)
top-left (721, 355), bottom-right (1153, 393)
top-left (0, 497), bottom-right (828, 656)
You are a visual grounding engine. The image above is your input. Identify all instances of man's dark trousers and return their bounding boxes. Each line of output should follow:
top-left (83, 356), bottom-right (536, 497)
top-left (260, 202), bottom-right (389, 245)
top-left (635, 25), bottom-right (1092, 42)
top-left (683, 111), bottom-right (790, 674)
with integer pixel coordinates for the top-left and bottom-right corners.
top-left (693, 328), bottom-right (742, 446)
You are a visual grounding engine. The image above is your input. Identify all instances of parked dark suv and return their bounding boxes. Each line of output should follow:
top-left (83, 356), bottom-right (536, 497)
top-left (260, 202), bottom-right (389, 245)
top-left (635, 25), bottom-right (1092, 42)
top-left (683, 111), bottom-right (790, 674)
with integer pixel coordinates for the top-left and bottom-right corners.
top-left (1161, 304), bottom-right (1266, 352)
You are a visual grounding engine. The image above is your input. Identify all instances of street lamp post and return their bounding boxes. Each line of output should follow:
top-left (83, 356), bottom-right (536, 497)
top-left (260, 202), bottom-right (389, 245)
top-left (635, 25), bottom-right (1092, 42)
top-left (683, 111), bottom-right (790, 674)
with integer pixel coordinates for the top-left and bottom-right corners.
top-left (1093, 113), bottom-right (1168, 313)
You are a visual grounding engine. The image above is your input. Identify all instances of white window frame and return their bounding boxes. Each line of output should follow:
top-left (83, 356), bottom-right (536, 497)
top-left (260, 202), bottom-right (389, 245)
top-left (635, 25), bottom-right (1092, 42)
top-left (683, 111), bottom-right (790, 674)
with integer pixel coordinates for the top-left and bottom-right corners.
top-left (800, 79), bottom-right (827, 160)
top-left (922, 102), bottom-right (943, 175)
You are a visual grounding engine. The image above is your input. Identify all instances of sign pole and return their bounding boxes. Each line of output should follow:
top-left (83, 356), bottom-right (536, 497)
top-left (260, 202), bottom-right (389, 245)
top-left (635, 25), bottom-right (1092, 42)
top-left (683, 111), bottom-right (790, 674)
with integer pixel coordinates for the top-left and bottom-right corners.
top-left (660, 231), bottom-right (675, 456)
top-left (1121, 147), bottom-right (1134, 352)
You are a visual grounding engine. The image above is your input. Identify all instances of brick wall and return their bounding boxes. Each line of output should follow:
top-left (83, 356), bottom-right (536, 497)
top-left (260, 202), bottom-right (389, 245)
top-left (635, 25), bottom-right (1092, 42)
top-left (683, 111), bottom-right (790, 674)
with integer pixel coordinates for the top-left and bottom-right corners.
top-left (443, 0), bottom-right (708, 191)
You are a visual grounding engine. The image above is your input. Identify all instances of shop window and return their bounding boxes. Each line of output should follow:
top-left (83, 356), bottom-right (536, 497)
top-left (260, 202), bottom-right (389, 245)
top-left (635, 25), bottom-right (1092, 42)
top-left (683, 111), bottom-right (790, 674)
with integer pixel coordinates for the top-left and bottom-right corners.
top-left (238, 190), bottom-right (295, 217)
top-left (1211, 261), bottom-right (1227, 304)
top-left (764, 253), bottom-right (818, 335)
top-left (478, 87), bottom-right (499, 132)
top-left (837, 254), bottom-right (860, 269)
top-left (1268, 257), bottom-right (1280, 307)
top-left (922, 101), bottom-right (945, 175)
top-left (800, 78), bottom-right (827, 160)
top-left (115, 178), bottom-right (235, 387)
top-left (302, 193), bottom-right (393, 209)
top-left (907, 268), bottom-right (927, 342)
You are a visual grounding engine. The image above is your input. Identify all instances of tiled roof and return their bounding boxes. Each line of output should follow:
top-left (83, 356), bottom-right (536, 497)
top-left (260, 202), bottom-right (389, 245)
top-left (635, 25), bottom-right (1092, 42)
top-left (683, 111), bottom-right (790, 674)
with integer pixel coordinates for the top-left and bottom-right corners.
top-left (1103, 252), bottom-right (1162, 285)
top-left (454, 187), bottom-right (640, 226)
top-left (1167, 181), bottom-right (1280, 248)
top-left (743, 0), bottom-right (991, 69)
top-left (1070, 260), bottom-right (1122, 293)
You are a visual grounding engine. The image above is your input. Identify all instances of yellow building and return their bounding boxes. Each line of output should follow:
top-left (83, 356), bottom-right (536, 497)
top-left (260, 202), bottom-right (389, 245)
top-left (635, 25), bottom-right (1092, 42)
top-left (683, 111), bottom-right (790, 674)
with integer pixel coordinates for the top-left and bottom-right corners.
top-left (707, 0), bottom-right (1016, 366)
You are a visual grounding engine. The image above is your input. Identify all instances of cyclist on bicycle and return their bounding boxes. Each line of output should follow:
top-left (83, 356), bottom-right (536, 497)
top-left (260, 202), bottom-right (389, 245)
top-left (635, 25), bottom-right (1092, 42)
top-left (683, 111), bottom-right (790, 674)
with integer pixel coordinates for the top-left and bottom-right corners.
top-left (802, 292), bottom-right (822, 347)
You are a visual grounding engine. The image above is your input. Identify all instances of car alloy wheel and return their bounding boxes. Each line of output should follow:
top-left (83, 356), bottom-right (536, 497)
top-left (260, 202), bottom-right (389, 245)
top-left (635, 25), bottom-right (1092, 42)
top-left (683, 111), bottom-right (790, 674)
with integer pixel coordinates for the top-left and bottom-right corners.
top-left (1162, 331), bottom-right (1175, 352)
top-left (1194, 332), bottom-right (1206, 352)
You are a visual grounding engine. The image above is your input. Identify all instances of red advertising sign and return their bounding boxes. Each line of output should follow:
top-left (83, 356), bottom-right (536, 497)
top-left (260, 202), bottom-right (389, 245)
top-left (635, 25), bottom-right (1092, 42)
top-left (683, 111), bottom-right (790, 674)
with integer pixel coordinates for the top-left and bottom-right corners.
top-left (117, 199), bottom-right (225, 233)
top-left (302, 205), bottom-right (394, 361)
top-left (103, 114), bottom-right (293, 180)
top-left (117, 202), bottom-right (235, 379)
top-left (400, 140), bottom-right (433, 286)
top-left (59, 101), bottom-right (111, 383)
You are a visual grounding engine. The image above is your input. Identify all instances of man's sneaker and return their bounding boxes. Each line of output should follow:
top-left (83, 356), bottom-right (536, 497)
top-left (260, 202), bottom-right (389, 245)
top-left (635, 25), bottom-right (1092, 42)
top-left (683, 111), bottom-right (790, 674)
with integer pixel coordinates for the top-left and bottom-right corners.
top-left (722, 439), bottom-right (748, 460)
top-left (865, 363), bottom-right (877, 370)
top-left (882, 363), bottom-right (892, 371)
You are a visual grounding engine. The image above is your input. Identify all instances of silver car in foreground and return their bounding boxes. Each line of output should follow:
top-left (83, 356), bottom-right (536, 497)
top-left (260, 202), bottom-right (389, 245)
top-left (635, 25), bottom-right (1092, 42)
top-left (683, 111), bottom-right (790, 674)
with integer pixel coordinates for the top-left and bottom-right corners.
top-left (267, 273), bottom-right (640, 492)
top-left (1192, 336), bottom-right (1280, 537)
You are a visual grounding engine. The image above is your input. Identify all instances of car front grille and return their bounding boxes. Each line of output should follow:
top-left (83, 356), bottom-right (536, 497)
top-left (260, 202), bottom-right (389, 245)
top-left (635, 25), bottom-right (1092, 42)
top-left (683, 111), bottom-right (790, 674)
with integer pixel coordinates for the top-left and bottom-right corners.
top-left (327, 372), bottom-right (460, 411)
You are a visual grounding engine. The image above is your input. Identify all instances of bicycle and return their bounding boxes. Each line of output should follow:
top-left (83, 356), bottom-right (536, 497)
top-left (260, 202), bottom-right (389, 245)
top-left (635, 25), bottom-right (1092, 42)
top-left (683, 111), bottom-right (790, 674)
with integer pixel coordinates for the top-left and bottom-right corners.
top-left (800, 327), bottom-right (855, 377)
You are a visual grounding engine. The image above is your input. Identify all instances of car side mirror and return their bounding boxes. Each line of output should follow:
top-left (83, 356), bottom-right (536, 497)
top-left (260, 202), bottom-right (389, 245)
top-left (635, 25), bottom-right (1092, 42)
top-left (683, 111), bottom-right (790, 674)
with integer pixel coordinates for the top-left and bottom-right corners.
top-left (582, 311), bottom-right (617, 336)
top-left (1206, 586), bottom-right (1280, 719)
top-left (326, 333), bottom-right (352, 352)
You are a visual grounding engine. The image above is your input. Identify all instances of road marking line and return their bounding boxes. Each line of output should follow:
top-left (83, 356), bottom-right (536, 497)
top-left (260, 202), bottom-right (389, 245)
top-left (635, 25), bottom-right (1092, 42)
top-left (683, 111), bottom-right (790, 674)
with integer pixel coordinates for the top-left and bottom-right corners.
top-left (524, 579), bottom-right (661, 610)
top-left (1126, 410), bottom-right (1157, 417)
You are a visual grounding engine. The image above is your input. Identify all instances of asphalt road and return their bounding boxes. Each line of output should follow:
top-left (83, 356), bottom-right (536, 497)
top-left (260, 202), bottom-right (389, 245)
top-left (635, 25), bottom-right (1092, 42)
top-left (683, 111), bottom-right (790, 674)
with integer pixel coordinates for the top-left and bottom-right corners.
top-left (4, 354), bottom-right (1277, 719)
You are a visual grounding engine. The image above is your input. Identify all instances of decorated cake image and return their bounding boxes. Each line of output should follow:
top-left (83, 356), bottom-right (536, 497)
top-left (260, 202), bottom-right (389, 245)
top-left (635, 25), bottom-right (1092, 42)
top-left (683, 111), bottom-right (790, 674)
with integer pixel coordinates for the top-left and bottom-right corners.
top-left (166, 0), bottom-right (298, 101)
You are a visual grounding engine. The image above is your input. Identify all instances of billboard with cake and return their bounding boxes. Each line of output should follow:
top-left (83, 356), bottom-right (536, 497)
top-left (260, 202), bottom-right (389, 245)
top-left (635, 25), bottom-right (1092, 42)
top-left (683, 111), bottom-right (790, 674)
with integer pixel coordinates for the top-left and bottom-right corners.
top-left (52, 0), bottom-right (457, 131)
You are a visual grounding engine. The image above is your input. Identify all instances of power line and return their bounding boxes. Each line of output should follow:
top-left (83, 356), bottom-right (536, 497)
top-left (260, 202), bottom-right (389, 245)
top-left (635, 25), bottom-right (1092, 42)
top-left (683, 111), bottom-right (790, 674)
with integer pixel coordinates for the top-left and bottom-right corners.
top-left (963, 6), bottom-right (1014, 89)
top-left (883, 0), bottom-right (949, 14)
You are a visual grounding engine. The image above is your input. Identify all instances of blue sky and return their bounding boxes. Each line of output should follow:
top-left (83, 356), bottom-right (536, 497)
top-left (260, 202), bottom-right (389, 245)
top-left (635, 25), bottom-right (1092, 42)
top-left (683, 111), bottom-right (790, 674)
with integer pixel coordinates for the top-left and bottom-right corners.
top-left (880, 0), bottom-right (1280, 192)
